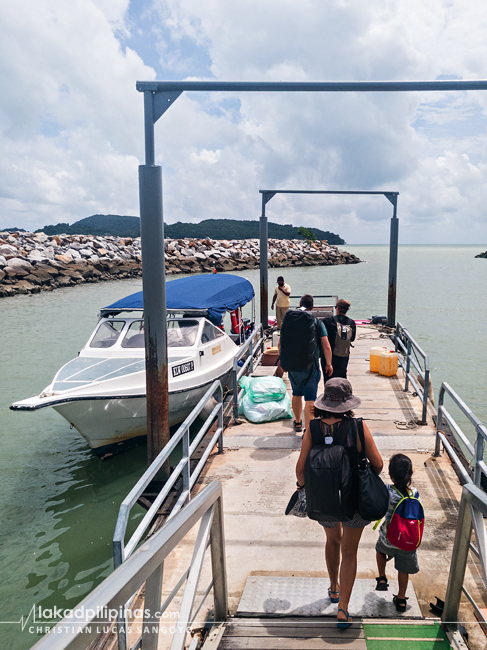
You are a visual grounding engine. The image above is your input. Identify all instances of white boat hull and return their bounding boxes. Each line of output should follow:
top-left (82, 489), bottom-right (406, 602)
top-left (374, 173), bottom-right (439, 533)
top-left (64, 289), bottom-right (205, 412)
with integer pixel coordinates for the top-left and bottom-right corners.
top-left (52, 375), bottom-right (227, 459)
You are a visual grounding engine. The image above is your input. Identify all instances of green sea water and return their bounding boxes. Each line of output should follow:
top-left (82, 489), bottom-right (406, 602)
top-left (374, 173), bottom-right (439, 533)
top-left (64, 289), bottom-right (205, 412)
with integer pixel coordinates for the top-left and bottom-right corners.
top-left (1, 245), bottom-right (486, 648)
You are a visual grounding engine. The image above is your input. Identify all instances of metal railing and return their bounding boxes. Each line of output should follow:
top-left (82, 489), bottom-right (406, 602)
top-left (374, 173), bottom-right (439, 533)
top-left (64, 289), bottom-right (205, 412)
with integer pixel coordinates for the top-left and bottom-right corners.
top-left (114, 379), bottom-right (224, 567)
top-left (289, 294), bottom-right (338, 309)
top-left (434, 382), bottom-right (487, 487)
top-left (394, 321), bottom-right (431, 424)
top-left (112, 380), bottom-right (224, 650)
top-left (31, 481), bottom-right (228, 650)
top-left (232, 324), bottom-right (265, 419)
top-left (434, 382), bottom-right (487, 632)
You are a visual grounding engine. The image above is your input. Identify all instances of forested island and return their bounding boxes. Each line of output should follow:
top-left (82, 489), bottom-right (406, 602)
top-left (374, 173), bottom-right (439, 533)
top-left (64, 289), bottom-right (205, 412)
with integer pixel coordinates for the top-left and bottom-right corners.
top-left (2, 214), bottom-right (346, 245)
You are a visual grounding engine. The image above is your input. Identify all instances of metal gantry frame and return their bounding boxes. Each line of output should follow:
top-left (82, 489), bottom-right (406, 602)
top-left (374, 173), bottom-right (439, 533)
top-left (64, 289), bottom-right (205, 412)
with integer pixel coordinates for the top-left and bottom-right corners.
top-left (259, 189), bottom-right (398, 329)
top-left (135, 78), bottom-right (487, 467)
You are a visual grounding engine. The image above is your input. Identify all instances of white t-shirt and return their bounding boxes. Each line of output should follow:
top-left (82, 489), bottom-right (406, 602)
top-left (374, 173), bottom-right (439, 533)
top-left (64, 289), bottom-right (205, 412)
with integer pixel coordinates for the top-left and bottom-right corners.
top-left (274, 283), bottom-right (291, 307)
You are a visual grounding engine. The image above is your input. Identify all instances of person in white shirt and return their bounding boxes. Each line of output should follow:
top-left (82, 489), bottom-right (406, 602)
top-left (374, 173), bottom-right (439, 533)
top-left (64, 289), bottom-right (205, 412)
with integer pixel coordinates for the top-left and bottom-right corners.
top-left (271, 276), bottom-right (291, 328)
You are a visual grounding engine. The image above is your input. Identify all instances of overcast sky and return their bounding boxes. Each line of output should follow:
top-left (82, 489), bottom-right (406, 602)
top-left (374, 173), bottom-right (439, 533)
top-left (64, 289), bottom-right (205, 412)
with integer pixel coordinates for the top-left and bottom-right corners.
top-left (2, 0), bottom-right (487, 244)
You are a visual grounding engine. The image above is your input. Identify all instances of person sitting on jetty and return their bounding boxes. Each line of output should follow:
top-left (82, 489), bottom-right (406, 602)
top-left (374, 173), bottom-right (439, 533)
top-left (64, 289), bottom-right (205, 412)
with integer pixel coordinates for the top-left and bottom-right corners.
top-left (279, 294), bottom-right (332, 433)
top-left (322, 299), bottom-right (356, 381)
top-left (271, 276), bottom-right (291, 329)
top-left (295, 379), bottom-right (383, 628)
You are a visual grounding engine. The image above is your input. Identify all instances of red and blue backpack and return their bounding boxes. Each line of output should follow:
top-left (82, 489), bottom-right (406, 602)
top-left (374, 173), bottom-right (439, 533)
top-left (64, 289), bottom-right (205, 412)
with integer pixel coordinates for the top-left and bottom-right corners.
top-left (386, 487), bottom-right (425, 551)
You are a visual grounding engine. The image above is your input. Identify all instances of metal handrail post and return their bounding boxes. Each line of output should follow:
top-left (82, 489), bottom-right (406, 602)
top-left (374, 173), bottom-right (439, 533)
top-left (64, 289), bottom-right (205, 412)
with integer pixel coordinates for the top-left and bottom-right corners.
top-left (404, 339), bottom-right (411, 392)
top-left (210, 491), bottom-right (228, 623)
top-left (182, 428), bottom-right (190, 505)
top-left (420, 367), bottom-right (429, 424)
top-left (434, 385), bottom-right (445, 457)
top-left (217, 383), bottom-right (224, 454)
top-left (394, 323), bottom-right (399, 352)
top-left (443, 488), bottom-right (473, 627)
top-left (232, 357), bottom-right (239, 420)
top-left (142, 563), bottom-right (164, 650)
top-left (249, 336), bottom-right (254, 373)
top-left (474, 425), bottom-right (486, 487)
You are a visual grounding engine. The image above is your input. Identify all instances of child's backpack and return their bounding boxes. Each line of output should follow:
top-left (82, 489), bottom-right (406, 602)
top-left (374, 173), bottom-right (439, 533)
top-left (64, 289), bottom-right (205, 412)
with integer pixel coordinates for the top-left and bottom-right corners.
top-left (279, 310), bottom-right (319, 372)
top-left (386, 487), bottom-right (425, 551)
top-left (304, 419), bottom-right (356, 522)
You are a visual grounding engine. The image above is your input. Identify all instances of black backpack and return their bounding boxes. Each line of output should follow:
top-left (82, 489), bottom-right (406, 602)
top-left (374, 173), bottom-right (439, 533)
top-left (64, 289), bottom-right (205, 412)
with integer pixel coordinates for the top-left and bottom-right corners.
top-left (304, 419), bottom-right (357, 522)
top-left (279, 310), bottom-right (319, 372)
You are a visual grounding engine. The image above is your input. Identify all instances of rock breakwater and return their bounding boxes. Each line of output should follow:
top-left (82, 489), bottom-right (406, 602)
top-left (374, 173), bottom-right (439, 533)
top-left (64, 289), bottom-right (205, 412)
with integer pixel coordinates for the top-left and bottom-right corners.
top-left (0, 231), bottom-right (361, 298)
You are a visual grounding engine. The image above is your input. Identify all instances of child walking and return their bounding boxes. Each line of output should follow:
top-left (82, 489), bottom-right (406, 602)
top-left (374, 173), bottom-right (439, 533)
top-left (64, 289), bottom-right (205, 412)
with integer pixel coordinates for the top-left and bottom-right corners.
top-left (375, 454), bottom-right (420, 612)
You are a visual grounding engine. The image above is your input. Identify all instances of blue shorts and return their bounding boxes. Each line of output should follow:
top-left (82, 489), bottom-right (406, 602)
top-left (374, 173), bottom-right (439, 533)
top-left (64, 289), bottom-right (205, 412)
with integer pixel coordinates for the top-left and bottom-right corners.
top-left (288, 364), bottom-right (321, 401)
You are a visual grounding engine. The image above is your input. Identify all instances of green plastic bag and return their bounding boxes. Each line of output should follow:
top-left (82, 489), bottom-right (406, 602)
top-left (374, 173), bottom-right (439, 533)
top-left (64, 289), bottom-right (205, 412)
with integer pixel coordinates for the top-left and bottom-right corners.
top-left (238, 392), bottom-right (292, 423)
top-left (239, 376), bottom-right (287, 403)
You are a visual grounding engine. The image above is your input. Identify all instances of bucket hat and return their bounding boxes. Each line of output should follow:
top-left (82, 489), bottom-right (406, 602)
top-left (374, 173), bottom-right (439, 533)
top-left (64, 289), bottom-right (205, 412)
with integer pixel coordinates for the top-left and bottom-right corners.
top-left (314, 378), bottom-right (361, 412)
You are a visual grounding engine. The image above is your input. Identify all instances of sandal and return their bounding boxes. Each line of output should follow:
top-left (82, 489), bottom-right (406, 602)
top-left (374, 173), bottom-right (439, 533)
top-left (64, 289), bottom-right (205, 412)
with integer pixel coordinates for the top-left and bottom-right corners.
top-left (375, 576), bottom-right (389, 591)
top-left (293, 420), bottom-right (303, 432)
top-left (336, 608), bottom-right (352, 629)
top-left (328, 587), bottom-right (340, 603)
top-left (393, 595), bottom-right (408, 612)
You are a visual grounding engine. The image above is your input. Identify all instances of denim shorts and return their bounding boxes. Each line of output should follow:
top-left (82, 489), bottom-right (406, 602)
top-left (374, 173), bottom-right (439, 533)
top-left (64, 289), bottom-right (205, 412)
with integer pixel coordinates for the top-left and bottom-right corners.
top-left (376, 538), bottom-right (419, 574)
top-left (288, 364), bottom-right (321, 401)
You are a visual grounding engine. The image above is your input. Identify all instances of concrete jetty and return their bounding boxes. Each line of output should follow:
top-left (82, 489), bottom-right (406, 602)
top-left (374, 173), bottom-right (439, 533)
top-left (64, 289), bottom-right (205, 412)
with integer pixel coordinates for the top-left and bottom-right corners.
top-left (140, 325), bottom-right (485, 650)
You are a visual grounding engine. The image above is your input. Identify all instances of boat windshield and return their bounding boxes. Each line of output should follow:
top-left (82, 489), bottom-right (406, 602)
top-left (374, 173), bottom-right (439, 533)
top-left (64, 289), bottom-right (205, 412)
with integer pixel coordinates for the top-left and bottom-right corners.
top-left (90, 320), bottom-right (125, 348)
top-left (201, 320), bottom-right (225, 343)
top-left (52, 355), bottom-right (192, 391)
top-left (53, 357), bottom-right (145, 391)
top-left (120, 319), bottom-right (200, 348)
top-left (122, 321), bottom-right (145, 348)
top-left (167, 320), bottom-right (199, 347)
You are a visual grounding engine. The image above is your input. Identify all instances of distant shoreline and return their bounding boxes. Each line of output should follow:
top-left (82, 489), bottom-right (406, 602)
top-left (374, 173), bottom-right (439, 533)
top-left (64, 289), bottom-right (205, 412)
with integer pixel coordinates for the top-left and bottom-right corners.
top-left (0, 231), bottom-right (361, 299)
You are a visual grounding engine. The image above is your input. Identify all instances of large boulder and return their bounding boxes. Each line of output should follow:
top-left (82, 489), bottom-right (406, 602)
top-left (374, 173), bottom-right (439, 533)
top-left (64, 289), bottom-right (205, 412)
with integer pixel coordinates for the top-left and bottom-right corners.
top-left (7, 257), bottom-right (33, 271)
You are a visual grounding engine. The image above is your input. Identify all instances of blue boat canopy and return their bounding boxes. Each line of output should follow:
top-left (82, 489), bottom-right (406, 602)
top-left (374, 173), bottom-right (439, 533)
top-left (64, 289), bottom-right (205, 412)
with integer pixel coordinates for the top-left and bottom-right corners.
top-left (100, 274), bottom-right (255, 323)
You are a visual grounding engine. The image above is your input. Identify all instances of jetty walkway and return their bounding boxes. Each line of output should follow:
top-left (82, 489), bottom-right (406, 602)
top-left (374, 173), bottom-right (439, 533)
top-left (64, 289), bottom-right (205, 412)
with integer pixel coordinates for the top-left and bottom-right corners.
top-left (129, 326), bottom-right (485, 650)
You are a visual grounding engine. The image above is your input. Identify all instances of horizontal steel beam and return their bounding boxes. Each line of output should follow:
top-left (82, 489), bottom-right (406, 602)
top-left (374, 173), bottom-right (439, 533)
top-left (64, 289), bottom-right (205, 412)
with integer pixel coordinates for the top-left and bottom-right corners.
top-left (260, 189), bottom-right (398, 195)
top-left (137, 80), bottom-right (487, 93)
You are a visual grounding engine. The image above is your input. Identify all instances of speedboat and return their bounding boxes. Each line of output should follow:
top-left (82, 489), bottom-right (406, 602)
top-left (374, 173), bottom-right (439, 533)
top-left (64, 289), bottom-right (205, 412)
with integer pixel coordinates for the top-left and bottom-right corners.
top-left (11, 274), bottom-right (255, 458)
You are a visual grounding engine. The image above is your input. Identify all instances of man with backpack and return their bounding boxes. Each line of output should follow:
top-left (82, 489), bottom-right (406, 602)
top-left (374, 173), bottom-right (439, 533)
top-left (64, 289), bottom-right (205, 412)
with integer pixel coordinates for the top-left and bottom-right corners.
top-left (279, 294), bottom-right (333, 433)
top-left (322, 299), bottom-right (356, 381)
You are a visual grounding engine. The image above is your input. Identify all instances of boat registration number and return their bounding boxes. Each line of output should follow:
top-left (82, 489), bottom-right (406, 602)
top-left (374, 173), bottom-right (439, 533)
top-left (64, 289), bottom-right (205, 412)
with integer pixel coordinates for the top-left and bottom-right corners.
top-left (212, 344), bottom-right (222, 355)
top-left (172, 361), bottom-right (194, 377)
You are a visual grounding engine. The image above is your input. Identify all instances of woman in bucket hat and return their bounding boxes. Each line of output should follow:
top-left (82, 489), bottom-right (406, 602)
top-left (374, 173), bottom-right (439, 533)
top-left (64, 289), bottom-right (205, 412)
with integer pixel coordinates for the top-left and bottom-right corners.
top-left (295, 378), bottom-right (383, 628)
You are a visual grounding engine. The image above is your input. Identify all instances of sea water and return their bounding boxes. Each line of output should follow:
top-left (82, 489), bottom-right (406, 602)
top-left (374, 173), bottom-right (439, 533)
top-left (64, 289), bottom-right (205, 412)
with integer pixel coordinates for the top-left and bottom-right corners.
top-left (1, 244), bottom-right (486, 649)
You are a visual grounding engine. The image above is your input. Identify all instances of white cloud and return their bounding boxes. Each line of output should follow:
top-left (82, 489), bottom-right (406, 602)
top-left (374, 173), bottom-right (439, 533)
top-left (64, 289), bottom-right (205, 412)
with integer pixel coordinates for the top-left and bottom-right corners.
top-left (0, 0), bottom-right (153, 228)
top-left (2, 0), bottom-right (487, 242)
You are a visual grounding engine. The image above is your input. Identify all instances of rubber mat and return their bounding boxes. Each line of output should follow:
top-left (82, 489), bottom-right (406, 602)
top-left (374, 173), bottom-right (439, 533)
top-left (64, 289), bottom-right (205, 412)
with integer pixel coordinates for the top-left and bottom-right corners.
top-left (236, 576), bottom-right (422, 618)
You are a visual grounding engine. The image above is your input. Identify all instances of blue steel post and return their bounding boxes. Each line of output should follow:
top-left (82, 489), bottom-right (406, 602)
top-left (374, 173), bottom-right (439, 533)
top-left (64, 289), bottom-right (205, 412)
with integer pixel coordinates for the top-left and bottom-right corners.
top-left (260, 194), bottom-right (269, 329)
top-left (139, 90), bottom-right (170, 474)
top-left (387, 197), bottom-right (399, 328)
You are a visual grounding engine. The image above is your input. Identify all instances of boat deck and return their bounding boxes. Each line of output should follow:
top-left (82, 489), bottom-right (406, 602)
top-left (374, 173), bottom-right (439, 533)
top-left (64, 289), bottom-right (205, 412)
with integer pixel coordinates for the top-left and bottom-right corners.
top-left (127, 326), bottom-right (486, 649)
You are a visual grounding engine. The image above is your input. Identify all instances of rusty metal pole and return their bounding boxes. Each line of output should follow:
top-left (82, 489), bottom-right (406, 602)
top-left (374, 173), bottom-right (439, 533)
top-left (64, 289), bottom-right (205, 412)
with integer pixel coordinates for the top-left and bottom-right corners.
top-left (387, 196), bottom-right (399, 328)
top-left (139, 90), bottom-right (170, 476)
top-left (259, 194), bottom-right (269, 329)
